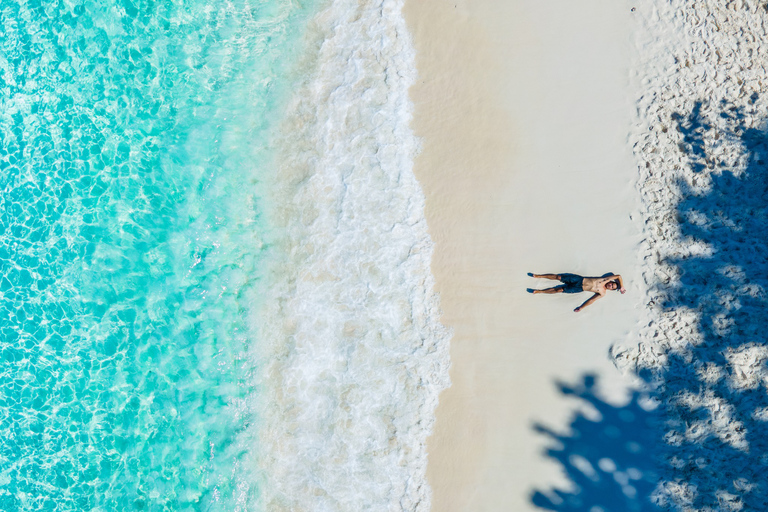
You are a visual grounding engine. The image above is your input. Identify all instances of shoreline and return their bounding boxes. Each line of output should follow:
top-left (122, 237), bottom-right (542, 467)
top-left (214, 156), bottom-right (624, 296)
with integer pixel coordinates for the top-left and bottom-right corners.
top-left (404, 1), bottom-right (644, 510)
top-left (253, 1), bottom-right (450, 509)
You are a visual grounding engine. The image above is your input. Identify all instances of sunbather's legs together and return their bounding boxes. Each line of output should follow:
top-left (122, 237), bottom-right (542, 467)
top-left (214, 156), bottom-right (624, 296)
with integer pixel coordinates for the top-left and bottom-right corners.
top-left (528, 274), bottom-right (565, 294)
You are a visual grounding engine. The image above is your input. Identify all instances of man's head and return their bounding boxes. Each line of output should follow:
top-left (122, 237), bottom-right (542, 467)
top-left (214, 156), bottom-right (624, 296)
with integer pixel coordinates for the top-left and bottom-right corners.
top-left (606, 280), bottom-right (620, 291)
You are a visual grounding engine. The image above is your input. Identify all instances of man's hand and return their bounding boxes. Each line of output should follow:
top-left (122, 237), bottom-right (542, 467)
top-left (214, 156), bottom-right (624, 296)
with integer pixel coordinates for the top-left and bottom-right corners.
top-left (620, 287), bottom-right (626, 294)
top-left (575, 293), bottom-right (601, 312)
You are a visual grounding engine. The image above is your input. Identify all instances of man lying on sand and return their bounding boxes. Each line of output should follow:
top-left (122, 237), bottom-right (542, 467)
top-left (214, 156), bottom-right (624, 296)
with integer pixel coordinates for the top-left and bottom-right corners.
top-left (527, 273), bottom-right (626, 312)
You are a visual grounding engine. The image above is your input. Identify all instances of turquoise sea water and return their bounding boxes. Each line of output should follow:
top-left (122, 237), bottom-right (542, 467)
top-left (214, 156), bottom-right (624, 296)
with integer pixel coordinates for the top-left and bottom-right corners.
top-left (0, 1), bottom-right (315, 509)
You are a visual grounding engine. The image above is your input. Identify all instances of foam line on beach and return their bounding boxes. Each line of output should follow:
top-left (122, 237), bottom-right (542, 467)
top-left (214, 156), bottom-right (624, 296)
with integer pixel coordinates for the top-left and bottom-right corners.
top-left (251, 0), bottom-right (451, 509)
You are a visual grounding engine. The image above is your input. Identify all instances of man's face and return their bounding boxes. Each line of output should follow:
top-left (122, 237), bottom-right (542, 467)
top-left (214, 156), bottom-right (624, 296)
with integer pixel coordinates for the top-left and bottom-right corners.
top-left (606, 281), bottom-right (617, 291)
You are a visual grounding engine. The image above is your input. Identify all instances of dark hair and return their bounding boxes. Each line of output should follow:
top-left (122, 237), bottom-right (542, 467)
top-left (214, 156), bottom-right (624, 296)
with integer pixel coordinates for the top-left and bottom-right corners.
top-left (609, 279), bottom-right (620, 290)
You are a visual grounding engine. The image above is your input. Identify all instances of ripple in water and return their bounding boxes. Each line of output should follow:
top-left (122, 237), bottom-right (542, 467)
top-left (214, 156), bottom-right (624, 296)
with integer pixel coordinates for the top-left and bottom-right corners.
top-left (0, 1), bottom-right (314, 509)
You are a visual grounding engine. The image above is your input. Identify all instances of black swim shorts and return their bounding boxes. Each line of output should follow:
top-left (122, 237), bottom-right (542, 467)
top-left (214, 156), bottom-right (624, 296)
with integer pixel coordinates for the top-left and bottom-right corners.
top-left (559, 273), bottom-right (584, 294)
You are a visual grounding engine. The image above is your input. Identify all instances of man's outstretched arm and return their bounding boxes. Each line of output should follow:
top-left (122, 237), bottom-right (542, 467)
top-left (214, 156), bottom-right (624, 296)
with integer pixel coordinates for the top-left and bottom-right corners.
top-left (574, 293), bottom-right (602, 312)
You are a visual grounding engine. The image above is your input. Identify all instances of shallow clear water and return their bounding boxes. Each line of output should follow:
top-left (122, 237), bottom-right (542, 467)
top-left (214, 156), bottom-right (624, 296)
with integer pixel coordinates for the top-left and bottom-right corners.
top-left (0, 1), bottom-right (313, 509)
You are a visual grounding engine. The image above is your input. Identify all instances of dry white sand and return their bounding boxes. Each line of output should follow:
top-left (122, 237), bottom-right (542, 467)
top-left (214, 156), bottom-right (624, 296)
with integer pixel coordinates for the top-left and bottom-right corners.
top-left (404, 1), bottom-right (645, 510)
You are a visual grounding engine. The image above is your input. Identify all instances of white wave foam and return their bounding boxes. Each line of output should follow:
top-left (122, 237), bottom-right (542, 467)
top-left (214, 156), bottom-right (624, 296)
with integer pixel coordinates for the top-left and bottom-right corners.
top-left (252, 0), bottom-right (451, 510)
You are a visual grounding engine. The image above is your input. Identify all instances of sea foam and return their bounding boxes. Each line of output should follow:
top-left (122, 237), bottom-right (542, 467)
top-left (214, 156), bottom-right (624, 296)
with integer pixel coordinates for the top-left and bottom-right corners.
top-left (251, 0), bottom-right (451, 509)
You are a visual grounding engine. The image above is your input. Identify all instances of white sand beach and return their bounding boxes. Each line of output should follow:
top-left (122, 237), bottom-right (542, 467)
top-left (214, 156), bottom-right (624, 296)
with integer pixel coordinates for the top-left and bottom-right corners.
top-left (404, 1), bottom-right (645, 510)
top-left (406, 0), bottom-right (768, 509)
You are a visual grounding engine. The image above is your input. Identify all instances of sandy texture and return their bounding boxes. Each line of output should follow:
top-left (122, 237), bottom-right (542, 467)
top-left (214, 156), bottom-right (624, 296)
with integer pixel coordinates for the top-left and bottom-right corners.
top-left (616, 2), bottom-right (768, 510)
top-left (404, 1), bottom-right (644, 510)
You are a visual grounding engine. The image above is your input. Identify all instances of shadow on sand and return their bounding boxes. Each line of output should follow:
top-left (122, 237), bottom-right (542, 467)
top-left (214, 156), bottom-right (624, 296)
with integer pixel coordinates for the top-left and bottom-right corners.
top-left (531, 375), bottom-right (661, 512)
top-left (532, 98), bottom-right (768, 511)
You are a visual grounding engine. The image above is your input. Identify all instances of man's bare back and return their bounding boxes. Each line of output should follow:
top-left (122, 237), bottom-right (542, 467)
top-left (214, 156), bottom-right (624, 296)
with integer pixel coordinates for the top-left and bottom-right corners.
top-left (527, 273), bottom-right (626, 312)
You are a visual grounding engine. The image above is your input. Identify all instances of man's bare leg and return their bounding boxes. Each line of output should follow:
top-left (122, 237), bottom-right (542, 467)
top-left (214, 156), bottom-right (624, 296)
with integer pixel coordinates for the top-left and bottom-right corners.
top-left (531, 273), bottom-right (561, 280)
top-left (529, 286), bottom-right (564, 294)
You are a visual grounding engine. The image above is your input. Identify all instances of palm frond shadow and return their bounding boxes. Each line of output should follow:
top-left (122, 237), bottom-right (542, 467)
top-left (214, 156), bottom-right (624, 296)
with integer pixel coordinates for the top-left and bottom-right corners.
top-left (532, 98), bottom-right (768, 511)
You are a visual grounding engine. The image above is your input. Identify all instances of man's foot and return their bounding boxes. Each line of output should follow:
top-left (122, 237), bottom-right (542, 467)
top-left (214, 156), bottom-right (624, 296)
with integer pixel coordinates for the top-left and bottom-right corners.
top-left (527, 272), bottom-right (534, 277)
top-left (527, 288), bottom-right (537, 294)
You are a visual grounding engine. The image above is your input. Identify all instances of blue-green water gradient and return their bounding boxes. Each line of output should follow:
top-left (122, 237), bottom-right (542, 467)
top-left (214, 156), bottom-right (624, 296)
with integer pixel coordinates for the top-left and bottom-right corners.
top-left (0, 0), bottom-right (314, 509)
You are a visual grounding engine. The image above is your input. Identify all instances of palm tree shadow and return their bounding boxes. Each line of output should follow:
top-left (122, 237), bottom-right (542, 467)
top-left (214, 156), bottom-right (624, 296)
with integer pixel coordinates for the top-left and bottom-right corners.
top-left (531, 375), bottom-right (662, 512)
top-left (532, 98), bottom-right (768, 510)
top-left (649, 98), bottom-right (768, 510)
